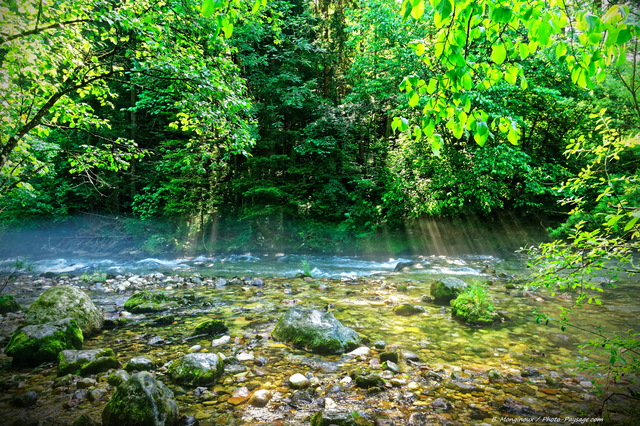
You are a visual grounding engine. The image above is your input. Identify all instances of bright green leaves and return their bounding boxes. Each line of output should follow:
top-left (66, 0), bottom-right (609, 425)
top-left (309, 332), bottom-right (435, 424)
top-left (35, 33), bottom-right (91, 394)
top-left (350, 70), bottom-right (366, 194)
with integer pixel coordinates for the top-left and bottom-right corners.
top-left (491, 43), bottom-right (507, 65)
top-left (398, 0), bottom-right (638, 152)
top-left (201, 0), bottom-right (265, 38)
top-left (401, 0), bottom-right (427, 20)
top-left (434, 0), bottom-right (452, 24)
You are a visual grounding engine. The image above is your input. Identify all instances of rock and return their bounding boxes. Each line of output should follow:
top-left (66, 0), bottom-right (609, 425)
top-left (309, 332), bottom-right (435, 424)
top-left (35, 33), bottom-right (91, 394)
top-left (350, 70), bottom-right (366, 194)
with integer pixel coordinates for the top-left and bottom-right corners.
top-left (24, 285), bottom-right (103, 335)
top-left (446, 380), bottom-right (484, 393)
top-left (310, 409), bottom-right (357, 426)
top-left (125, 356), bottom-right (156, 372)
top-left (401, 350), bottom-right (420, 362)
top-left (354, 372), bottom-right (384, 389)
top-left (521, 366), bottom-right (541, 377)
top-left (107, 370), bottom-right (131, 387)
top-left (379, 351), bottom-right (399, 364)
top-left (430, 277), bottom-right (468, 303)
top-left (12, 390), bottom-right (38, 407)
top-left (345, 346), bottom-right (370, 358)
top-left (73, 413), bottom-right (100, 426)
top-left (248, 389), bottom-right (272, 407)
top-left (271, 307), bottom-right (360, 355)
top-left (431, 397), bottom-right (452, 411)
top-left (450, 286), bottom-right (501, 325)
top-left (0, 295), bottom-right (22, 314)
top-left (373, 340), bottom-right (386, 350)
top-left (382, 361), bottom-right (400, 374)
top-left (237, 352), bottom-right (254, 362)
top-left (393, 303), bottom-right (425, 316)
top-left (123, 290), bottom-right (178, 313)
top-left (102, 372), bottom-right (179, 426)
top-left (188, 345), bottom-right (201, 353)
top-left (58, 348), bottom-right (120, 376)
top-left (211, 335), bottom-right (231, 347)
top-left (394, 262), bottom-right (418, 272)
top-left (5, 318), bottom-right (83, 366)
top-left (168, 353), bottom-right (224, 387)
top-left (289, 373), bottom-right (310, 389)
top-left (194, 319), bottom-right (228, 336)
top-left (500, 397), bottom-right (537, 415)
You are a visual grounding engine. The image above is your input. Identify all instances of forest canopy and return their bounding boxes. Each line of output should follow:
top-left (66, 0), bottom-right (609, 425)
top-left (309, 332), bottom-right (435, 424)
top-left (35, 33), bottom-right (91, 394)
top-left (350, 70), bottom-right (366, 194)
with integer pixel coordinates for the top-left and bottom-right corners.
top-left (1, 0), bottom-right (638, 253)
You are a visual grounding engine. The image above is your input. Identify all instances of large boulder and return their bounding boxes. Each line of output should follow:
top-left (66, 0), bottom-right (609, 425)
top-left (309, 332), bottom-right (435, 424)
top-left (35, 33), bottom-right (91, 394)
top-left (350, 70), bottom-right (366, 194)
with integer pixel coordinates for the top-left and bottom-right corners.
top-left (58, 348), bottom-right (120, 376)
top-left (102, 371), bottom-right (179, 426)
top-left (168, 353), bottom-right (224, 387)
top-left (271, 307), bottom-right (360, 355)
top-left (5, 318), bottom-right (83, 366)
top-left (25, 285), bottom-right (103, 335)
top-left (430, 277), bottom-right (468, 303)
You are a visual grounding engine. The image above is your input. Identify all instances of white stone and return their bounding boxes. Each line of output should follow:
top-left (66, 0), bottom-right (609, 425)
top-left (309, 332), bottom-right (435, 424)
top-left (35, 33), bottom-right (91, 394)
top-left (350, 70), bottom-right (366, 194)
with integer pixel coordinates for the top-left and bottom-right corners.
top-left (211, 335), bottom-right (231, 347)
top-left (188, 345), bottom-right (202, 353)
top-left (237, 352), bottom-right (254, 362)
top-left (289, 373), bottom-right (309, 389)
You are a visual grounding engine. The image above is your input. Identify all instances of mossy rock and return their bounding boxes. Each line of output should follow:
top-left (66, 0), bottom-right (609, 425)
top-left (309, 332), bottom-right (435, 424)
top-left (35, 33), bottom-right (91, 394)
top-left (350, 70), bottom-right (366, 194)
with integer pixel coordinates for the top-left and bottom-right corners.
top-left (5, 318), bottom-right (83, 367)
top-left (392, 303), bottom-right (425, 316)
top-left (168, 353), bottom-right (224, 387)
top-left (450, 285), bottom-right (502, 326)
top-left (430, 277), bottom-right (468, 303)
top-left (102, 372), bottom-right (179, 426)
top-left (271, 307), bottom-right (360, 355)
top-left (193, 319), bottom-right (228, 336)
top-left (58, 348), bottom-right (120, 376)
top-left (0, 295), bottom-right (22, 314)
top-left (123, 291), bottom-right (180, 313)
top-left (25, 285), bottom-right (103, 335)
top-left (354, 373), bottom-right (384, 389)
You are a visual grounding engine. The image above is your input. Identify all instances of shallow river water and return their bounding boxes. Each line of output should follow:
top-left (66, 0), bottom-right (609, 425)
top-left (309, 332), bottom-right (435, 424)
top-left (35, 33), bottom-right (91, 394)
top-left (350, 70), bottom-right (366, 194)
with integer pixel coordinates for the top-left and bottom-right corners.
top-left (0, 251), bottom-right (638, 425)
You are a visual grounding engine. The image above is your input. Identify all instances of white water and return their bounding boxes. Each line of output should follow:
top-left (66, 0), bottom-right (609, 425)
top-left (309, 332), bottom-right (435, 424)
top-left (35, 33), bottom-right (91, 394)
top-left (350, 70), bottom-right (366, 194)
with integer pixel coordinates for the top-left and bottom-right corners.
top-left (0, 253), bottom-right (503, 279)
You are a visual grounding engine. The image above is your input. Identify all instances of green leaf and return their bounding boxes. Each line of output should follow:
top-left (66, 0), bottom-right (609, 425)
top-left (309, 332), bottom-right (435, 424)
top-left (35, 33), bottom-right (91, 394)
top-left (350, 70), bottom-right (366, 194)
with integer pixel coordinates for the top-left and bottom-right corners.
top-left (491, 43), bottom-right (507, 65)
top-left (435, 0), bottom-right (453, 20)
top-left (491, 6), bottom-right (513, 24)
top-left (411, 0), bottom-right (425, 20)
top-left (408, 91), bottom-right (420, 107)
top-left (431, 134), bottom-right (443, 156)
top-left (624, 215), bottom-right (639, 231)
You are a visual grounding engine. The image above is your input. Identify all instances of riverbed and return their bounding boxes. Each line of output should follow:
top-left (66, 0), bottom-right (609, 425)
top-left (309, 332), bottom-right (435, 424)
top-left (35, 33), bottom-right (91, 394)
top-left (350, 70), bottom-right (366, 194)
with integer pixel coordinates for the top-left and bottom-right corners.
top-left (0, 253), bottom-right (638, 425)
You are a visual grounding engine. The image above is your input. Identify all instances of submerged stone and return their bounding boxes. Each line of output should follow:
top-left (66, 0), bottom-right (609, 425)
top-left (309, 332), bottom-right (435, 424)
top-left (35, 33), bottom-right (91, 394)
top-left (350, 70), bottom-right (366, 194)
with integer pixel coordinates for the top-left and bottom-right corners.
top-left (25, 285), bottom-right (103, 335)
top-left (271, 306), bottom-right (360, 355)
top-left (102, 371), bottom-right (179, 426)
top-left (123, 290), bottom-right (178, 313)
top-left (5, 318), bottom-right (83, 366)
top-left (193, 318), bottom-right (228, 336)
top-left (430, 277), bottom-right (468, 303)
top-left (392, 303), bottom-right (425, 316)
top-left (310, 409), bottom-right (357, 426)
top-left (168, 353), bottom-right (224, 387)
top-left (58, 348), bottom-right (120, 376)
top-left (125, 356), bottom-right (156, 372)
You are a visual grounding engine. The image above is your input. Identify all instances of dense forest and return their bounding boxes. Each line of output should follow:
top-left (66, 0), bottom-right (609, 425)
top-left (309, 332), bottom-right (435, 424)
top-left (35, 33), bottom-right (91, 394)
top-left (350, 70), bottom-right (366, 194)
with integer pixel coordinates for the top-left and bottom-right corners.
top-left (0, 0), bottom-right (638, 254)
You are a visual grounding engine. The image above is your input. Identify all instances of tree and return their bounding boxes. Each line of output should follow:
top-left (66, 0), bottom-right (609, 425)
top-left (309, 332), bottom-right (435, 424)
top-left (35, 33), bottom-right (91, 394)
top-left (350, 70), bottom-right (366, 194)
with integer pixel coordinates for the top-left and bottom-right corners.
top-left (0, 0), bottom-right (256, 211)
top-left (395, 0), bottom-right (638, 152)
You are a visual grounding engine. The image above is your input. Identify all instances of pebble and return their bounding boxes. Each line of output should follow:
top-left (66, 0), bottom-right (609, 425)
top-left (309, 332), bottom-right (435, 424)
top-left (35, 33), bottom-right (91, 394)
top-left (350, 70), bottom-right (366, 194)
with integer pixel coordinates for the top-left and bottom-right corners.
top-left (407, 381), bottom-right (420, 390)
top-left (188, 345), bottom-right (202, 353)
top-left (289, 373), bottom-right (310, 389)
top-left (237, 352), bottom-right (254, 362)
top-left (248, 389), bottom-right (272, 407)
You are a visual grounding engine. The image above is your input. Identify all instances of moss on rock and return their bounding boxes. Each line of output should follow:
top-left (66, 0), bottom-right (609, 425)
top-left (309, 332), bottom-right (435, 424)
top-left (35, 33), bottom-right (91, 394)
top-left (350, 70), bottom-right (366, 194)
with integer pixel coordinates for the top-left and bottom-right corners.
top-left (168, 353), bottom-right (224, 387)
top-left (0, 295), bottom-right (22, 314)
top-left (123, 291), bottom-right (178, 313)
top-left (25, 285), bottom-right (103, 335)
top-left (193, 319), bottom-right (228, 336)
top-left (102, 371), bottom-right (179, 426)
top-left (58, 348), bottom-right (120, 376)
top-left (5, 318), bottom-right (83, 367)
top-left (450, 284), bottom-right (502, 325)
top-left (430, 277), bottom-right (468, 303)
top-left (271, 307), bottom-right (360, 355)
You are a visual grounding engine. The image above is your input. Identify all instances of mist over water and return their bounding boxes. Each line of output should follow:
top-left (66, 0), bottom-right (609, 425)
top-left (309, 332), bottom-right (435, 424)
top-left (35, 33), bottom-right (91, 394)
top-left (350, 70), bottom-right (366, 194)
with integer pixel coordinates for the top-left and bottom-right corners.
top-left (0, 213), bottom-right (552, 278)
